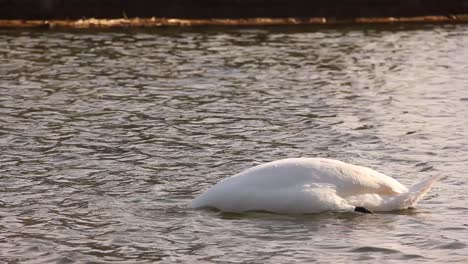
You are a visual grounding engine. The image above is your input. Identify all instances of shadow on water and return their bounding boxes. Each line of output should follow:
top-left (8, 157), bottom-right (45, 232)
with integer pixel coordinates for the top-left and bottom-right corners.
top-left (195, 207), bottom-right (425, 225)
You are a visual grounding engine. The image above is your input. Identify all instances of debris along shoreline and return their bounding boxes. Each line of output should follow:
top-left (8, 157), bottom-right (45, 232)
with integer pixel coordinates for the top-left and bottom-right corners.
top-left (1, 15), bottom-right (468, 29)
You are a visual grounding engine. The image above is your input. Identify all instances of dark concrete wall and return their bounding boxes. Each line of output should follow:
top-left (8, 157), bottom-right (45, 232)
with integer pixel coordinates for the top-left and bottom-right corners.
top-left (0, 0), bottom-right (467, 20)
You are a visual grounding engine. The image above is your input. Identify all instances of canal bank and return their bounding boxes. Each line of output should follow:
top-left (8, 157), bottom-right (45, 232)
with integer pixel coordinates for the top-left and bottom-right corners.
top-left (0, 0), bottom-right (467, 28)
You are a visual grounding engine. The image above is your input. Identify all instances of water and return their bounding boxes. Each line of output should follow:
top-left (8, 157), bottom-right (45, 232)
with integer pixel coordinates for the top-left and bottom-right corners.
top-left (0, 24), bottom-right (467, 263)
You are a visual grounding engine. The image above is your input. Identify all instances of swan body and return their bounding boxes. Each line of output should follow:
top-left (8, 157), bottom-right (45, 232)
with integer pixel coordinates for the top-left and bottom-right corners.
top-left (190, 158), bottom-right (440, 214)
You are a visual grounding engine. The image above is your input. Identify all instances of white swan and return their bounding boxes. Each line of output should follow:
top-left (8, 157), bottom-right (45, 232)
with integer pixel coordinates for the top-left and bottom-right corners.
top-left (190, 158), bottom-right (441, 214)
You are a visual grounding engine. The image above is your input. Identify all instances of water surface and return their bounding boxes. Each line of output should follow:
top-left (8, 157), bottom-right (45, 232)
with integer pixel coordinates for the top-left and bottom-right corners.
top-left (0, 24), bottom-right (467, 263)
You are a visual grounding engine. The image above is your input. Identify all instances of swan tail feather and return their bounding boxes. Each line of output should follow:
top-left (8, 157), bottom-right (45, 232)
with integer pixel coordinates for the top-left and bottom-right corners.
top-left (400, 175), bottom-right (441, 208)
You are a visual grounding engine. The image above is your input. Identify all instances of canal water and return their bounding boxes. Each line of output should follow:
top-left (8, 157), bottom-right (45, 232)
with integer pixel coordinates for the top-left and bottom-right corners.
top-left (0, 24), bottom-right (467, 263)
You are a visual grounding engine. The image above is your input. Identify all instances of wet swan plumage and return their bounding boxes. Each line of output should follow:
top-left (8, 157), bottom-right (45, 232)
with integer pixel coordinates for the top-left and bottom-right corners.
top-left (190, 158), bottom-right (440, 214)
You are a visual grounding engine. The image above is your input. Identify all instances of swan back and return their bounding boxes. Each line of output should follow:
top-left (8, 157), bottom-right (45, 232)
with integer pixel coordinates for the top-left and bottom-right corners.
top-left (216, 158), bottom-right (407, 196)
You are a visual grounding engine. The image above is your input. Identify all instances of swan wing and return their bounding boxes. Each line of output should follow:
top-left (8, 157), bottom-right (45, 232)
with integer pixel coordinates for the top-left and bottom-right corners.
top-left (191, 183), bottom-right (354, 213)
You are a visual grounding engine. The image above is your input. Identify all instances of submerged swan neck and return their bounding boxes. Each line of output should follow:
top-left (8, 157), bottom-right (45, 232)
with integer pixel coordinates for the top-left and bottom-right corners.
top-left (354, 206), bottom-right (375, 214)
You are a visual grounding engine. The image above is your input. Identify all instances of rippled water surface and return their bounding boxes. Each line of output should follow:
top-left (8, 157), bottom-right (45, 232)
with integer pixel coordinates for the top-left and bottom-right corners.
top-left (1, 25), bottom-right (467, 263)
